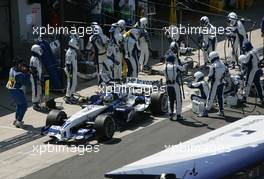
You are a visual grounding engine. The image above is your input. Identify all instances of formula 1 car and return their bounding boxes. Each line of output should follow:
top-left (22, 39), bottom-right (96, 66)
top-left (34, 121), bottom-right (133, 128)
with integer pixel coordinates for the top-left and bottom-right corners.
top-left (41, 78), bottom-right (168, 142)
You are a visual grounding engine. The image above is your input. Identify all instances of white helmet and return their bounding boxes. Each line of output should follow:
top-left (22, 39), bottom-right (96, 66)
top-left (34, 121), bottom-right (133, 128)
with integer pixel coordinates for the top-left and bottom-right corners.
top-left (209, 51), bottom-right (220, 63)
top-left (90, 22), bottom-right (98, 27)
top-left (117, 19), bottom-right (126, 29)
top-left (170, 41), bottom-right (178, 51)
top-left (69, 38), bottom-right (79, 50)
top-left (139, 17), bottom-right (148, 28)
top-left (238, 54), bottom-right (247, 64)
top-left (200, 16), bottom-right (209, 26)
top-left (194, 71), bottom-right (204, 82)
top-left (103, 93), bottom-right (114, 104)
top-left (227, 12), bottom-right (237, 26)
top-left (31, 44), bottom-right (43, 56)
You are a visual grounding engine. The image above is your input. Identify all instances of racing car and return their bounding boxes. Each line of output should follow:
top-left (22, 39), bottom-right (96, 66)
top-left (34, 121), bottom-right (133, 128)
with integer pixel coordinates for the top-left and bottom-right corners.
top-left (41, 78), bottom-right (168, 142)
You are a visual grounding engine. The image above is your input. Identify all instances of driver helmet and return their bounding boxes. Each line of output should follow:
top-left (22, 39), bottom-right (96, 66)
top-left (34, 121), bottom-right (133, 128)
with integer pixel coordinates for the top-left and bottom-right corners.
top-left (103, 93), bottom-right (114, 104)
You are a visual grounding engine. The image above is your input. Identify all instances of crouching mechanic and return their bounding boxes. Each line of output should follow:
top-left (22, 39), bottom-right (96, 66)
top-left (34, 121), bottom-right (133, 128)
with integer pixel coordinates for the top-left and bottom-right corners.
top-left (64, 38), bottom-right (79, 104)
top-left (201, 51), bottom-right (227, 117)
top-left (30, 44), bottom-right (43, 111)
top-left (188, 71), bottom-right (209, 103)
top-left (164, 42), bottom-right (187, 121)
top-left (239, 41), bottom-right (264, 104)
top-left (6, 62), bottom-right (30, 128)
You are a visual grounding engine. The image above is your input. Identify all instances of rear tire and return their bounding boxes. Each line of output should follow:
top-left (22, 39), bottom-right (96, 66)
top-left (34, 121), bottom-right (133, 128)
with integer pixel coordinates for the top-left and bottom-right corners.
top-left (94, 114), bottom-right (116, 141)
top-left (150, 92), bottom-right (168, 115)
top-left (46, 110), bottom-right (67, 126)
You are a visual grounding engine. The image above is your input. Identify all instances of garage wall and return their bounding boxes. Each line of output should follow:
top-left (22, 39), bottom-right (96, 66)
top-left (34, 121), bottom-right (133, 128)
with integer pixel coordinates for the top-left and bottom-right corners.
top-left (17, 0), bottom-right (42, 40)
top-left (0, 0), bottom-right (9, 43)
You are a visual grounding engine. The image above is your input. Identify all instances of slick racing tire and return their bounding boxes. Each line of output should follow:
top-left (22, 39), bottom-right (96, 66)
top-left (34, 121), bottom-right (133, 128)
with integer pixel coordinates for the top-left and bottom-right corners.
top-left (46, 110), bottom-right (67, 126)
top-left (150, 92), bottom-right (168, 115)
top-left (94, 114), bottom-right (116, 141)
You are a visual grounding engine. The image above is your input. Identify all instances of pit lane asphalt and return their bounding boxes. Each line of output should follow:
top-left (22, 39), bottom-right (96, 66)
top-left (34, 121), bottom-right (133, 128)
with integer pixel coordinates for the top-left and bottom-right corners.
top-left (23, 98), bottom-right (264, 179)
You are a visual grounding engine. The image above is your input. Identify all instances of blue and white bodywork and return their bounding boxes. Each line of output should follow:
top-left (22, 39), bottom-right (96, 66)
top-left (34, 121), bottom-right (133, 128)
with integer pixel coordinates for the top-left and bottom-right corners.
top-left (42, 94), bottom-right (122, 141)
top-left (106, 115), bottom-right (264, 179)
top-left (42, 78), bottom-right (168, 142)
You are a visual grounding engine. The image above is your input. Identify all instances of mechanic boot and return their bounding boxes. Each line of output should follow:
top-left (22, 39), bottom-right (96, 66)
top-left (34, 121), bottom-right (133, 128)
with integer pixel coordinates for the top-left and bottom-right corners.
top-left (70, 95), bottom-right (79, 104)
top-left (169, 113), bottom-right (174, 120)
top-left (199, 110), bottom-right (208, 117)
top-left (176, 115), bottom-right (184, 121)
top-left (65, 96), bottom-right (78, 104)
top-left (33, 103), bottom-right (42, 112)
top-left (64, 96), bottom-right (72, 104)
top-left (238, 96), bottom-right (247, 104)
top-left (15, 121), bottom-right (24, 128)
top-left (216, 110), bottom-right (225, 117)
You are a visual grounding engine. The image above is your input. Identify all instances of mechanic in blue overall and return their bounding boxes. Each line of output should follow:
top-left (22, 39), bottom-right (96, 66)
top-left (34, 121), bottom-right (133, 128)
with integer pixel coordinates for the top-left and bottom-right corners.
top-left (187, 71), bottom-right (209, 103)
top-left (64, 38), bottom-right (80, 104)
top-left (164, 42), bottom-right (187, 121)
top-left (6, 62), bottom-right (30, 128)
top-left (201, 51), bottom-right (227, 117)
top-left (199, 16), bottom-right (217, 66)
top-left (30, 44), bottom-right (43, 111)
top-left (239, 41), bottom-right (264, 105)
top-left (226, 12), bottom-right (248, 67)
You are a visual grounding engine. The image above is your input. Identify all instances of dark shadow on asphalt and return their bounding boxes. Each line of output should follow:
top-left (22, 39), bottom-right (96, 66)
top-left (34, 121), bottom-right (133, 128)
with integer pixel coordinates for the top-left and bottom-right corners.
top-left (22, 125), bottom-right (43, 133)
top-left (178, 118), bottom-right (208, 128)
top-left (101, 138), bottom-right (122, 145)
top-left (118, 112), bottom-right (157, 132)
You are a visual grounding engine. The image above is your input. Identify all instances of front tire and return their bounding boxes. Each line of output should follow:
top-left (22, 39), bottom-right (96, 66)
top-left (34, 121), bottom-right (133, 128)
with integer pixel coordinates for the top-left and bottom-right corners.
top-left (94, 114), bottom-right (116, 141)
top-left (46, 110), bottom-right (67, 126)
